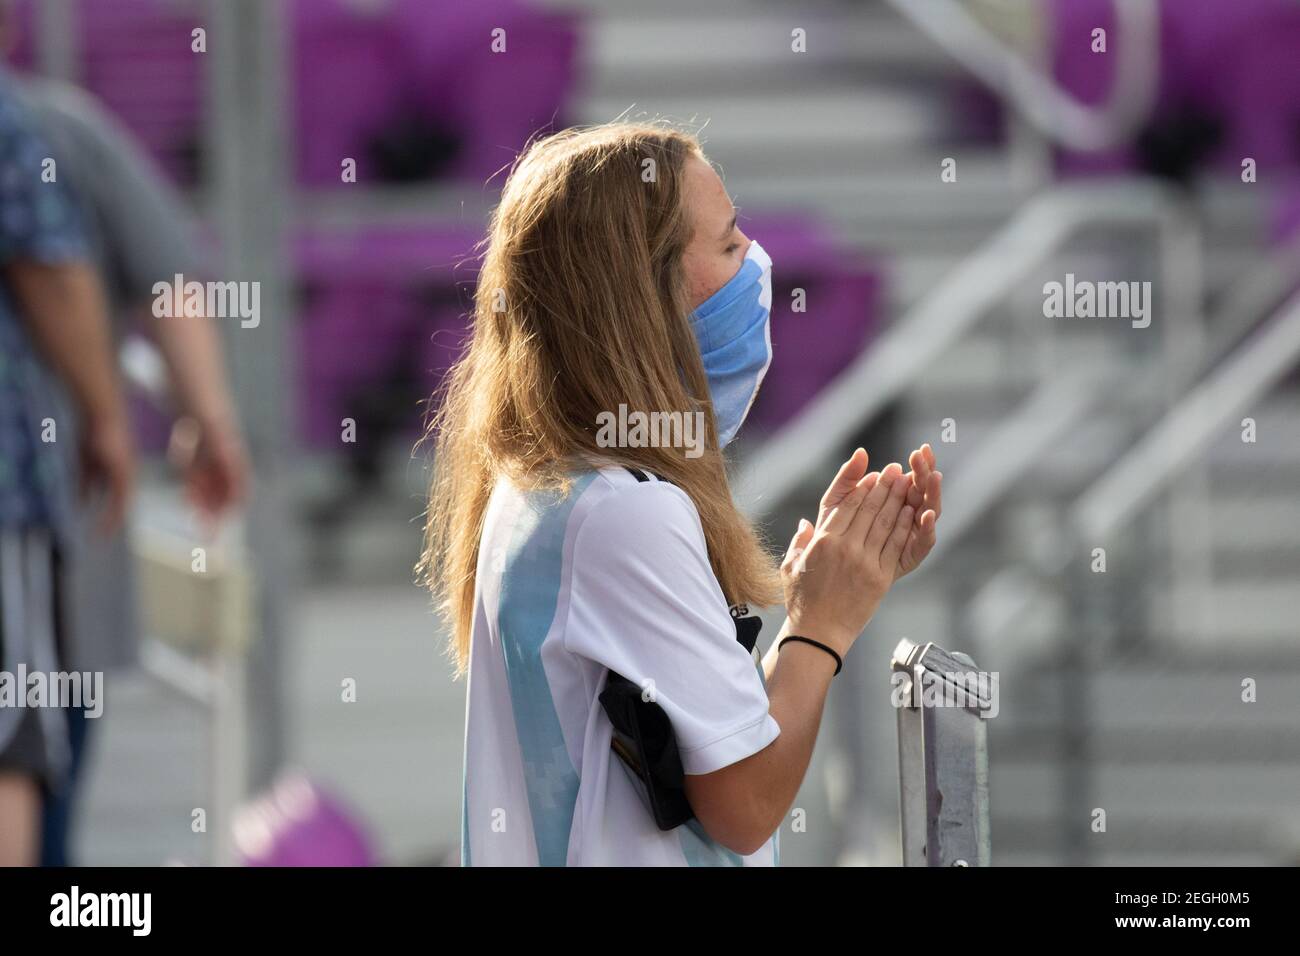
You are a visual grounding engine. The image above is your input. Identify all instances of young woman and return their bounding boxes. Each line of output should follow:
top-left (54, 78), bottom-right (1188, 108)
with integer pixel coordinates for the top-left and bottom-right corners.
top-left (421, 122), bottom-right (942, 866)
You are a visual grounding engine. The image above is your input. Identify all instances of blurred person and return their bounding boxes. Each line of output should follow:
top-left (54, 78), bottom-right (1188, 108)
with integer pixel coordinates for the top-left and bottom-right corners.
top-left (0, 7), bottom-right (249, 864)
top-left (0, 74), bottom-right (133, 867)
top-left (420, 123), bottom-right (943, 865)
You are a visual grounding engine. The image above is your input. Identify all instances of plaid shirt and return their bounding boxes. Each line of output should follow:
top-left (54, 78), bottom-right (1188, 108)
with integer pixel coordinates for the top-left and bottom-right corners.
top-left (0, 74), bottom-right (88, 534)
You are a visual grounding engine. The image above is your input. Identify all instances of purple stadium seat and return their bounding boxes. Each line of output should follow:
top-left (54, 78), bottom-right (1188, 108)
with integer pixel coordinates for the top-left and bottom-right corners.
top-left (10, 0), bottom-right (580, 189)
top-left (1201, 2), bottom-right (1300, 173)
top-left (9, 0), bottom-right (204, 184)
top-left (290, 0), bottom-right (581, 188)
top-left (234, 773), bottom-right (377, 867)
top-left (1274, 182), bottom-right (1300, 245)
top-left (1048, 0), bottom-right (1186, 176)
top-left (1049, 0), bottom-right (1300, 178)
top-left (745, 217), bottom-right (884, 434)
top-left (294, 225), bottom-right (481, 448)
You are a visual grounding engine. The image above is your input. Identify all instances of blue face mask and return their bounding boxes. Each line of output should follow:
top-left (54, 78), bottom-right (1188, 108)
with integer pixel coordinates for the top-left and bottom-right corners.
top-left (689, 240), bottom-right (773, 447)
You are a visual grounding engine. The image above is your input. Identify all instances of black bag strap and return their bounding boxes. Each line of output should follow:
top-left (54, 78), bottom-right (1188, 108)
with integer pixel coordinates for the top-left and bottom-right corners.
top-left (622, 465), bottom-right (670, 484)
top-left (622, 466), bottom-right (761, 650)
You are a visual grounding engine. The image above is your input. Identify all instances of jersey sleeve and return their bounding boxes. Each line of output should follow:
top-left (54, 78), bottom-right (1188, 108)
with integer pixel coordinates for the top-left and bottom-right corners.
top-left (563, 479), bottom-right (780, 775)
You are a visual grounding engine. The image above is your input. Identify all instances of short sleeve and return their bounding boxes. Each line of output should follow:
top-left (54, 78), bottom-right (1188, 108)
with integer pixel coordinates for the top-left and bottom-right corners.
top-left (563, 480), bottom-right (780, 775)
top-left (0, 90), bottom-right (86, 265)
top-left (48, 84), bottom-right (203, 295)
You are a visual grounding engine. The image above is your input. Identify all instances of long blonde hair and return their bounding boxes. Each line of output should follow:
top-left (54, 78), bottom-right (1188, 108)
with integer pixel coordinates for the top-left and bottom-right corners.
top-left (419, 121), bottom-right (781, 674)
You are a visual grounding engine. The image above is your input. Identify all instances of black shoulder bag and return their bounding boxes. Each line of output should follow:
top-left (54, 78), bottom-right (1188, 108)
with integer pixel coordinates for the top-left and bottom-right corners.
top-left (598, 603), bottom-right (763, 831)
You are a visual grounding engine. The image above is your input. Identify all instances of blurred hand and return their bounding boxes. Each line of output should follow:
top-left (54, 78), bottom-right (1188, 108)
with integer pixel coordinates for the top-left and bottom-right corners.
top-left (168, 414), bottom-right (250, 526)
top-left (78, 412), bottom-right (136, 535)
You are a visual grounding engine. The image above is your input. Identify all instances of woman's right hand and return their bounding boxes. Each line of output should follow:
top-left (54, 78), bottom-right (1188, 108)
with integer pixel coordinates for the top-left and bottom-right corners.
top-left (779, 451), bottom-right (914, 660)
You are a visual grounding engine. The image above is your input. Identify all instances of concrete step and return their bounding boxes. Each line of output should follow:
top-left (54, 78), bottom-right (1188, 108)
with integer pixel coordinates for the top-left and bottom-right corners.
top-left (1146, 580), bottom-right (1300, 646)
top-left (895, 385), bottom-right (1300, 480)
top-left (989, 814), bottom-right (1286, 859)
top-left (990, 656), bottom-right (1300, 725)
top-left (567, 12), bottom-right (959, 98)
top-left (995, 729), bottom-right (1300, 767)
top-left (995, 849), bottom-right (1280, 865)
top-left (989, 761), bottom-right (1300, 821)
top-left (574, 86), bottom-right (953, 156)
top-left (545, 0), bottom-right (958, 75)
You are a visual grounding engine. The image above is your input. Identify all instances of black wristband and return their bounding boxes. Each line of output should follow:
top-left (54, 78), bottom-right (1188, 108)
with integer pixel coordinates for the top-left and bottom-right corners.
top-left (778, 635), bottom-right (843, 676)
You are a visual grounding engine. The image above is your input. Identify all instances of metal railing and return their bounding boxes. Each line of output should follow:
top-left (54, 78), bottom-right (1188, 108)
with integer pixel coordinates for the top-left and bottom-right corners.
top-left (882, 0), bottom-right (1161, 152)
top-left (736, 180), bottom-right (1206, 866)
top-left (738, 180), bottom-right (1195, 518)
top-left (740, 169), bottom-right (1293, 864)
top-left (892, 639), bottom-right (993, 866)
top-left (962, 237), bottom-right (1300, 639)
top-left (1053, 288), bottom-right (1300, 863)
top-left (1075, 288), bottom-right (1300, 541)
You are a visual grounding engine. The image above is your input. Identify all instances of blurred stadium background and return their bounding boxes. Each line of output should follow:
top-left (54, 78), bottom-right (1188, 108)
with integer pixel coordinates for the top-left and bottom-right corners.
top-left (11, 0), bottom-right (1300, 866)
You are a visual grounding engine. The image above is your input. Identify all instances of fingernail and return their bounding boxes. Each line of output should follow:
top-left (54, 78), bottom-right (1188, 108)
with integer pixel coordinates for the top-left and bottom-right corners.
top-left (798, 518), bottom-right (811, 533)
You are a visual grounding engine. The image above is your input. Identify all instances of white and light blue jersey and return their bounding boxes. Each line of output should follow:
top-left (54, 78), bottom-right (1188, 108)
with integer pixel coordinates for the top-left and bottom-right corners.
top-left (461, 464), bottom-right (781, 866)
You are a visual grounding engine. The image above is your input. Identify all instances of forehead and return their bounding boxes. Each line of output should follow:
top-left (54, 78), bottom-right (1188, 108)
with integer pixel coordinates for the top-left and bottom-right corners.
top-left (683, 155), bottom-right (733, 230)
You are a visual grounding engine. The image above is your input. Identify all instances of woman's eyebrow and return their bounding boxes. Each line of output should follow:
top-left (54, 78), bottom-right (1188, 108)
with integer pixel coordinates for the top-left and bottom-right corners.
top-left (719, 210), bottom-right (737, 241)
